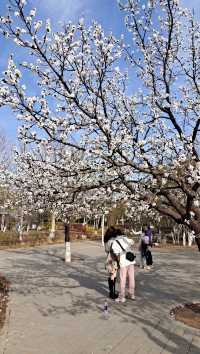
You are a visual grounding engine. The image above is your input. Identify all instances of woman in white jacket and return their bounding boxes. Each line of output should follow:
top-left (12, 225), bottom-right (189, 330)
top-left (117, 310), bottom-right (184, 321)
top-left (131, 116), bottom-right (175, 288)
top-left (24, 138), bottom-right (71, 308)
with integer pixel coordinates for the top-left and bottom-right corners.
top-left (111, 229), bottom-right (136, 303)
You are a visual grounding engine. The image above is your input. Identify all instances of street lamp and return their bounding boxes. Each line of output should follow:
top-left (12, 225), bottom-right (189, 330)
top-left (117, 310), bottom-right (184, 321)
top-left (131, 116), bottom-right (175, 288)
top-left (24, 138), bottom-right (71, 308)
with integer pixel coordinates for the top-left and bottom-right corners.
top-left (64, 222), bottom-right (71, 262)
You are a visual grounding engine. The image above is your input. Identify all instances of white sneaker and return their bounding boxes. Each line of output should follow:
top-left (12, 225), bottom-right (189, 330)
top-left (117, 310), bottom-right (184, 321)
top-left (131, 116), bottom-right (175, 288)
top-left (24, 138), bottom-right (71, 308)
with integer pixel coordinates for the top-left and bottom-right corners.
top-left (130, 295), bottom-right (136, 300)
top-left (115, 297), bottom-right (126, 303)
top-left (127, 294), bottom-right (136, 300)
top-left (145, 266), bottom-right (151, 270)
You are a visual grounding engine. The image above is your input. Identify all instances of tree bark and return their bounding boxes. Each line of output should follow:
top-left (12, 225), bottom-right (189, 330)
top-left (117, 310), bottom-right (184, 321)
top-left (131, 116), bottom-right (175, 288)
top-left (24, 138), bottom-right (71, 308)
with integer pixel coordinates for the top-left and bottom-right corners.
top-left (190, 221), bottom-right (200, 251)
top-left (196, 238), bottom-right (200, 251)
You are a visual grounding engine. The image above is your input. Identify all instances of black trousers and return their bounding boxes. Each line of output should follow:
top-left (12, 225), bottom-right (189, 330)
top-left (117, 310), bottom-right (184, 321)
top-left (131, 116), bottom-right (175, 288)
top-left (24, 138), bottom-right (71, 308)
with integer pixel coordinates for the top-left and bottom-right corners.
top-left (108, 277), bottom-right (117, 299)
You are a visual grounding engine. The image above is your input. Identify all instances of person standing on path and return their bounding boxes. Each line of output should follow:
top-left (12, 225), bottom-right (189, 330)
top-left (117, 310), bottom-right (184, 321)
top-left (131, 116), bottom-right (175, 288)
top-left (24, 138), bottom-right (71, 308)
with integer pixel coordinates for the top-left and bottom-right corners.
top-left (144, 226), bottom-right (153, 269)
top-left (111, 229), bottom-right (136, 303)
top-left (139, 233), bottom-right (148, 269)
top-left (104, 227), bottom-right (119, 300)
top-left (139, 229), bottom-right (153, 270)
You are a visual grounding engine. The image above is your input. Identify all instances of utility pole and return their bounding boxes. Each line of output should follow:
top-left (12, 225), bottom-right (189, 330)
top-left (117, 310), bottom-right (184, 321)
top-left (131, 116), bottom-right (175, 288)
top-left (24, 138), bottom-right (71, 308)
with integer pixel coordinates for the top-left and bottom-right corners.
top-left (101, 213), bottom-right (105, 246)
top-left (64, 223), bottom-right (71, 262)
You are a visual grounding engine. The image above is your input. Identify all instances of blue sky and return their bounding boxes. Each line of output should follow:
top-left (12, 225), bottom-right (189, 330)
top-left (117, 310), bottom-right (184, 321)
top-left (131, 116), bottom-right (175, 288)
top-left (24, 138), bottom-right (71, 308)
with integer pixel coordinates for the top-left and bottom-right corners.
top-left (0, 0), bottom-right (200, 143)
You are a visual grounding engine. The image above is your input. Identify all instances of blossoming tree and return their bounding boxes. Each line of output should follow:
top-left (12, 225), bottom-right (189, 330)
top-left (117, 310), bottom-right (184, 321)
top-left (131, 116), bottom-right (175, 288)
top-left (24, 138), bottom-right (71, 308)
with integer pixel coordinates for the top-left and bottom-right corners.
top-left (1, 0), bottom-right (200, 250)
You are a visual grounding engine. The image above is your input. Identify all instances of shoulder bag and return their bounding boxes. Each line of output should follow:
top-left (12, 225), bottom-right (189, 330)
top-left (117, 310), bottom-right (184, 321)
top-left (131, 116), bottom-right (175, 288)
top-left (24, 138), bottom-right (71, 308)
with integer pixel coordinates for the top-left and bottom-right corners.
top-left (116, 239), bottom-right (135, 262)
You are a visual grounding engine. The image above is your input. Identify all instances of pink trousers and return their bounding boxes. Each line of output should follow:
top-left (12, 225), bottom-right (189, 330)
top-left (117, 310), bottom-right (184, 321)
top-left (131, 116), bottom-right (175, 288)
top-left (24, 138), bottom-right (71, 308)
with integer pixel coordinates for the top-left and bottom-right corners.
top-left (119, 264), bottom-right (135, 298)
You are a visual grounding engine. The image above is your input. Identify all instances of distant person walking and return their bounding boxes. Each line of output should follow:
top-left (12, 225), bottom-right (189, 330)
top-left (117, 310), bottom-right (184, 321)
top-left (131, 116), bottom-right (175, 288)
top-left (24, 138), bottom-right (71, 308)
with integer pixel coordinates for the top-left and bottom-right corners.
top-left (111, 229), bottom-right (136, 303)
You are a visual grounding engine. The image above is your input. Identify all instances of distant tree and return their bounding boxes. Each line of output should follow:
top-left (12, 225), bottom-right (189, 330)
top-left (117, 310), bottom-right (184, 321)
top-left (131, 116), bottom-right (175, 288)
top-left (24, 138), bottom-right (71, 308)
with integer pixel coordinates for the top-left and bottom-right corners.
top-left (0, 131), bottom-right (13, 231)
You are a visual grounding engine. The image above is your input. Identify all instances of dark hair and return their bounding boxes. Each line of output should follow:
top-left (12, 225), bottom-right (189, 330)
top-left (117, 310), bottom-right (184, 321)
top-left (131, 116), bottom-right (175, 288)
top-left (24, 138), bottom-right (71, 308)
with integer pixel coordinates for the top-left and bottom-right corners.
top-left (115, 228), bottom-right (123, 237)
top-left (104, 226), bottom-right (117, 243)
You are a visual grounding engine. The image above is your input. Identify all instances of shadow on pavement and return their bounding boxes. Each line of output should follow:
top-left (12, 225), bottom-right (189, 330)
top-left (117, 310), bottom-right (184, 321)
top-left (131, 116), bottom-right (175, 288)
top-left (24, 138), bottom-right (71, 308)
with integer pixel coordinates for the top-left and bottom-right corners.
top-left (2, 245), bottom-right (200, 354)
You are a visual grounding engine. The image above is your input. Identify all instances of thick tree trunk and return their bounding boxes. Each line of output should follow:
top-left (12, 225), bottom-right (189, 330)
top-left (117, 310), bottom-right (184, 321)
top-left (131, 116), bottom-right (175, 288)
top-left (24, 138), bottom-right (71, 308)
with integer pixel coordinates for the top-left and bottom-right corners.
top-left (190, 221), bottom-right (200, 251)
top-left (195, 236), bottom-right (200, 251)
top-left (194, 236), bottom-right (200, 251)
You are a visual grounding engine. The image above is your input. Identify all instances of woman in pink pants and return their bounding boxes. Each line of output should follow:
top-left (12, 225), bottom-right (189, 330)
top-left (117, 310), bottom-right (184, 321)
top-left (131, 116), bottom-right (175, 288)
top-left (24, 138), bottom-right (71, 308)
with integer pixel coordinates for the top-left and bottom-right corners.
top-left (111, 230), bottom-right (136, 303)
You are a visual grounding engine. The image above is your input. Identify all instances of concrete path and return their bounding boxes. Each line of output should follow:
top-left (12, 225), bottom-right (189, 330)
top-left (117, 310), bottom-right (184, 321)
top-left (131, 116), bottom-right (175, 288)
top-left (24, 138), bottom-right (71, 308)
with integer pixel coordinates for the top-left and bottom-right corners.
top-left (0, 241), bottom-right (199, 354)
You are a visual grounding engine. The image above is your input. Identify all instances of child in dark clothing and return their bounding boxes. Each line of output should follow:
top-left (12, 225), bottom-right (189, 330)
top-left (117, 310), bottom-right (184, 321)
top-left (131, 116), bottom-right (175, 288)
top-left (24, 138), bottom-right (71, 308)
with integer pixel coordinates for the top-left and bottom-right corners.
top-left (104, 227), bottom-right (119, 299)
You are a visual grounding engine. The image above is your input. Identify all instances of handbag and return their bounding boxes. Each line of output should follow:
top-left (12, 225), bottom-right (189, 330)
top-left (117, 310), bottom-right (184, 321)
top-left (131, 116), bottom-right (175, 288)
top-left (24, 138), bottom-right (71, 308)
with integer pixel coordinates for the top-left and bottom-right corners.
top-left (116, 239), bottom-right (135, 262)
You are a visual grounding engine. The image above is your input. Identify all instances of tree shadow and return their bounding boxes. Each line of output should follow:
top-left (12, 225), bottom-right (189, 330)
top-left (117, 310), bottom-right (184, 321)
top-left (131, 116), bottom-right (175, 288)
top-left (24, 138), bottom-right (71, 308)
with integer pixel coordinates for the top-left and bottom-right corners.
top-left (1, 244), bottom-right (200, 353)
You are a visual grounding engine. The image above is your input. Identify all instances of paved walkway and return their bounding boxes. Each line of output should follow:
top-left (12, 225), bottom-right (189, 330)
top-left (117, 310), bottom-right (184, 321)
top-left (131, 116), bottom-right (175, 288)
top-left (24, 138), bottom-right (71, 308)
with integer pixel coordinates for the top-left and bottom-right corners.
top-left (0, 241), bottom-right (199, 354)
